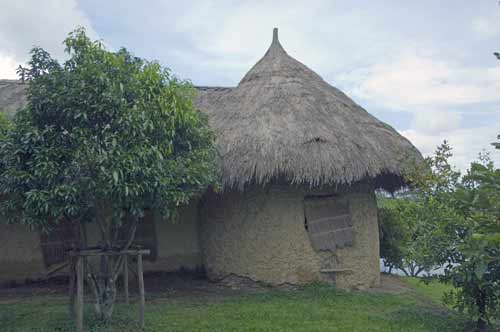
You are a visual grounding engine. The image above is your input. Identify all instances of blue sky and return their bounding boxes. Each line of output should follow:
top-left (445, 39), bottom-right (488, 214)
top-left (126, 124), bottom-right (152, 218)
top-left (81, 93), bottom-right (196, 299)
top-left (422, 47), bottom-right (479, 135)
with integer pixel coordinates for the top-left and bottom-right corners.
top-left (1, 0), bottom-right (499, 171)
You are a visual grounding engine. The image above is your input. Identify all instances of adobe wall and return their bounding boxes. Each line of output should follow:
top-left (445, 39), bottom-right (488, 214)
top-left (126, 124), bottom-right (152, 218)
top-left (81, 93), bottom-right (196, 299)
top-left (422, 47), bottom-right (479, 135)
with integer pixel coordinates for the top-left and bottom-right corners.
top-left (145, 200), bottom-right (203, 272)
top-left (0, 201), bottom-right (202, 283)
top-left (0, 224), bottom-right (46, 283)
top-left (200, 184), bottom-right (380, 289)
top-left (334, 190), bottom-right (380, 289)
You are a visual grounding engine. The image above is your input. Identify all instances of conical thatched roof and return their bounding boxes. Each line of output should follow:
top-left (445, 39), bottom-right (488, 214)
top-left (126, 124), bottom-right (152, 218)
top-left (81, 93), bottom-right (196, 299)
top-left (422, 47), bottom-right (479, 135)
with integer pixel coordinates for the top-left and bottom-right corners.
top-left (196, 28), bottom-right (422, 191)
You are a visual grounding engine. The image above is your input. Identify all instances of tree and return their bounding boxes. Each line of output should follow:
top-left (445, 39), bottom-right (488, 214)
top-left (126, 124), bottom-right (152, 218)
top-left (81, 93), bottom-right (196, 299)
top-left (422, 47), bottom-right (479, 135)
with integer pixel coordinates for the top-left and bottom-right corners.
top-left (441, 159), bottom-right (500, 331)
top-left (492, 134), bottom-right (499, 149)
top-left (378, 142), bottom-right (461, 277)
top-left (0, 113), bottom-right (12, 141)
top-left (378, 199), bottom-right (406, 274)
top-left (406, 143), bottom-right (499, 331)
top-left (422, 49), bottom-right (500, 331)
top-left (378, 196), bottom-right (445, 277)
top-left (0, 28), bottom-right (217, 320)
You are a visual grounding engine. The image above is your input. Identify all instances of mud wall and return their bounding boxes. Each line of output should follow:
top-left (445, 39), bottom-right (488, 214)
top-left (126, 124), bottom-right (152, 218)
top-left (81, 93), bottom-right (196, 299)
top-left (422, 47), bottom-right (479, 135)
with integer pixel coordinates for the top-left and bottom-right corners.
top-left (0, 201), bottom-right (202, 283)
top-left (200, 184), bottom-right (380, 289)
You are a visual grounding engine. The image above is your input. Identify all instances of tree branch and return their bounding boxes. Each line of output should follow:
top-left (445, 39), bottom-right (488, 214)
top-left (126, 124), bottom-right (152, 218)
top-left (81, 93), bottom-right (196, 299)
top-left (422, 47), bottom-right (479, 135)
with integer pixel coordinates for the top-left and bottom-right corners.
top-left (95, 209), bottom-right (111, 247)
top-left (112, 217), bottom-right (139, 280)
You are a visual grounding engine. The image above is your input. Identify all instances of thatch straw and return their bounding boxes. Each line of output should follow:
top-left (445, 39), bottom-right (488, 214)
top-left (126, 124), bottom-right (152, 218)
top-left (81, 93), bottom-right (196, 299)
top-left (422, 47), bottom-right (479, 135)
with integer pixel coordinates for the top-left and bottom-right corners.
top-left (195, 28), bottom-right (422, 191)
top-left (0, 80), bottom-right (27, 117)
top-left (0, 29), bottom-right (422, 192)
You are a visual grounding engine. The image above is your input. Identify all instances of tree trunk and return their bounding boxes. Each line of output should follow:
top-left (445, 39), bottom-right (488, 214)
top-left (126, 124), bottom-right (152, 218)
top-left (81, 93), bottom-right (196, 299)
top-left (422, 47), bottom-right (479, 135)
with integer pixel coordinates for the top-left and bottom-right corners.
top-left (88, 209), bottom-right (138, 321)
top-left (414, 267), bottom-right (425, 277)
top-left (93, 255), bottom-right (117, 321)
top-left (409, 263), bottom-right (416, 277)
top-left (475, 289), bottom-right (488, 332)
top-left (476, 318), bottom-right (487, 332)
top-left (406, 262), bottom-right (424, 277)
top-left (401, 267), bottom-right (410, 277)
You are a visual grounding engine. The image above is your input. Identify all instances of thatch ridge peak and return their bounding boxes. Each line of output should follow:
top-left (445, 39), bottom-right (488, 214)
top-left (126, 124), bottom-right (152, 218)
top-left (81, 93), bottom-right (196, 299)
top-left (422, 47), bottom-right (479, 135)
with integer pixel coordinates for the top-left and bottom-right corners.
top-left (195, 29), bottom-right (423, 191)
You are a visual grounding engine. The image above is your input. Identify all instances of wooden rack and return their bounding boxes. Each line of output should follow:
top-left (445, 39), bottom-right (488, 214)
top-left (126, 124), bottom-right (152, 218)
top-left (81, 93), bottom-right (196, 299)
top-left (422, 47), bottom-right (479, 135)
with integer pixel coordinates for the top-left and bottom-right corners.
top-left (69, 248), bottom-right (150, 332)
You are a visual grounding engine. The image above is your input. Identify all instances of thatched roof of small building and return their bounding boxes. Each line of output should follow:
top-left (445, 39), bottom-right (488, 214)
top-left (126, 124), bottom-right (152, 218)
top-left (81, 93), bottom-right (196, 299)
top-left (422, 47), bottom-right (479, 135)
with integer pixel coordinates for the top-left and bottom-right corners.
top-left (0, 80), bottom-right (27, 117)
top-left (195, 29), bottom-right (422, 191)
top-left (0, 28), bottom-right (422, 192)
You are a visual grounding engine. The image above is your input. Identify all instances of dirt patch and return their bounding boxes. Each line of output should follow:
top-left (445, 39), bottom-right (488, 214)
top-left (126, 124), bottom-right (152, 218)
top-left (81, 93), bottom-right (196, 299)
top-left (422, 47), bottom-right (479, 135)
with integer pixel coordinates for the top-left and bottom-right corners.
top-left (0, 270), bottom-right (272, 304)
top-left (366, 274), bottom-right (412, 294)
top-left (0, 276), bottom-right (68, 303)
top-left (0, 272), bottom-right (410, 304)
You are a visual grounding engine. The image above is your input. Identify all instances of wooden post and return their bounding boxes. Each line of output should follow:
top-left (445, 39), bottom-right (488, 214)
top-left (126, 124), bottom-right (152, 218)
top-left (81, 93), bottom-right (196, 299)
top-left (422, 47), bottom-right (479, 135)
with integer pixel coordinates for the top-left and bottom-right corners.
top-left (123, 255), bottom-right (129, 305)
top-left (76, 256), bottom-right (84, 332)
top-left (138, 254), bottom-right (145, 328)
top-left (68, 248), bottom-right (149, 330)
top-left (69, 257), bottom-right (76, 319)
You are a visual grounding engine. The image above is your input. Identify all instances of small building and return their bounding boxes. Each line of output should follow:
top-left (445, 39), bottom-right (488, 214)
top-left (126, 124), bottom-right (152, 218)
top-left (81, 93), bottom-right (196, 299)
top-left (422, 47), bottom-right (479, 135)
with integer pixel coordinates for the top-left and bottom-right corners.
top-left (0, 29), bottom-right (421, 289)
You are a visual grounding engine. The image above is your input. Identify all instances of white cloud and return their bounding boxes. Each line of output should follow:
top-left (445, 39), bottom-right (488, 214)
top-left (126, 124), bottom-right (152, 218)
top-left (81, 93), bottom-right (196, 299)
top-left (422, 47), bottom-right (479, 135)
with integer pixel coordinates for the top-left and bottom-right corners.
top-left (413, 110), bottom-right (462, 134)
top-left (0, 54), bottom-right (19, 79)
top-left (400, 125), bottom-right (500, 172)
top-left (347, 53), bottom-right (500, 111)
top-left (0, 0), bottom-right (497, 172)
top-left (165, 0), bottom-right (406, 85)
top-left (340, 50), bottom-right (500, 170)
top-left (471, 15), bottom-right (500, 39)
top-left (0, 0), bottom-right (98, 77)
top-left (171, 1), bottom-right (331, 78)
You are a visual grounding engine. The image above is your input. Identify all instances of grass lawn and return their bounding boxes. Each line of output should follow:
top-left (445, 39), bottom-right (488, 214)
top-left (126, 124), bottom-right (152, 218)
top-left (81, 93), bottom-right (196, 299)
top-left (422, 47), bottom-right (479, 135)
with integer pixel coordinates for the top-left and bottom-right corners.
top-left (401, 277), bottom-right (454, 305)
top-left (0, 275), bottom-right (473, 332)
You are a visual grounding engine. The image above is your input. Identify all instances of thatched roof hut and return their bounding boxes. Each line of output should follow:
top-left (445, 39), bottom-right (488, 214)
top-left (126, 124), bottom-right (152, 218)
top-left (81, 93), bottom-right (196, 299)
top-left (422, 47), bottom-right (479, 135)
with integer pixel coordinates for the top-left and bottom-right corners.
top-left (0, 29), bottom-right (422, 289)
top-left (196, 28), bottom-right (421, 191)
top-left (0, 30), bottom-right (421, 192)
top-left (197, 29), bottom-right (422, 289)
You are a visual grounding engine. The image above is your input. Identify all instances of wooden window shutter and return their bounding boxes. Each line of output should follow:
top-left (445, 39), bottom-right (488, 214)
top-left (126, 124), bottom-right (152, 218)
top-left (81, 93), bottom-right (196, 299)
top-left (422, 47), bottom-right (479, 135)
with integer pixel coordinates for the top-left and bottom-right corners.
top-left (304, 195), bottom-right (354, 251)
top-left (40, 223), bottom-right (80, 268)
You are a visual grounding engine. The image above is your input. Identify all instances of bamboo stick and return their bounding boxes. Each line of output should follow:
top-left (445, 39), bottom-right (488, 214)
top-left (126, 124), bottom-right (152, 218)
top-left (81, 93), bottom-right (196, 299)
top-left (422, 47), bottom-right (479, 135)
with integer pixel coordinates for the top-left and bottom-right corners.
top-left (76, 257), bottom-right (84, 332)
top-left (138, 254), bottom-right (145, 328)
top-left (123, 255), bottom-right (129, 305)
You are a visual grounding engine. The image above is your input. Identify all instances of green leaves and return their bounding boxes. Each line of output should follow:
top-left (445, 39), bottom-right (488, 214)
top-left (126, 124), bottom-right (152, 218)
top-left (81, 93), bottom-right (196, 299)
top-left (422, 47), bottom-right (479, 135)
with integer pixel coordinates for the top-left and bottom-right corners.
top-left (0, 27), bottom-right (218, 232)
top-left (381, 140), bottom-right (500, 327)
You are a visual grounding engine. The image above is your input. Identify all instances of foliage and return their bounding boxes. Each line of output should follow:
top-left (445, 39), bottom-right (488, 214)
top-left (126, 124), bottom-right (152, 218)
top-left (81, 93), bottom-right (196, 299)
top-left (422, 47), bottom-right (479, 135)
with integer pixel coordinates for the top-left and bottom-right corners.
top-left (492, 134), bottom-right (499, 150)
top-left (393, 141), bottom-right (499, 331)
top-left (378, 199), bottom-right (407, 274)
top-left (406, 141), bottom-right (461, 198)
top-left (0, 112), bottom-right (12, 141)
top-left (0, 28), bottom-right (217, 320)
top-left (378, 142), bottom-right (461, 277)
top-left (378, 196), bottom-right (449, 277)
top-left (439, 160), bottom-right (500, 331)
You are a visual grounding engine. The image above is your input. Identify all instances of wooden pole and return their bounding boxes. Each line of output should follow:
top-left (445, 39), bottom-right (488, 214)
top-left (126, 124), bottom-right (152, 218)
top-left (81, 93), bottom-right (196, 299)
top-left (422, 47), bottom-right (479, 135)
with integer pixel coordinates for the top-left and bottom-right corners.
top-left (138, 254), bottom-right (145, 328)
top-left (76, 256), bottom-right (84, 332)
top-left (69, 257), bottom-right (76, 319)
top-left (123, 255), bottom-right (129, 305)
top-left (66, 248), bottom-right (150, 330)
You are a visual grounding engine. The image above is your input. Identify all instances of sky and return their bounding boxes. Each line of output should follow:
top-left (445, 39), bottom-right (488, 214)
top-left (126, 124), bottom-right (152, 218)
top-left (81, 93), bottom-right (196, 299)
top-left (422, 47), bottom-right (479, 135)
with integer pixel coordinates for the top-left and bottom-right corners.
top-left (0, 0), bottom-right (499, 172)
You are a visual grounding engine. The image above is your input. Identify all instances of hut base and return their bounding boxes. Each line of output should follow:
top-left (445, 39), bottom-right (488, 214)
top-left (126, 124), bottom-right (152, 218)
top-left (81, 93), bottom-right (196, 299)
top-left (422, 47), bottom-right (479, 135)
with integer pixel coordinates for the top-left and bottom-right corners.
top-left (200, 184), bottom-right (380, 290)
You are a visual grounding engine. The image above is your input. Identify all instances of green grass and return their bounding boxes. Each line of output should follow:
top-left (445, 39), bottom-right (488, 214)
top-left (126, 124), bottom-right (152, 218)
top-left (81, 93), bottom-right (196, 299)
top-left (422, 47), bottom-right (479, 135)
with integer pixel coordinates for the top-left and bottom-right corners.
top-left (401, 277), bottom-right (454, 305)
top-left (0, 279), bottom-right (471, 332)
